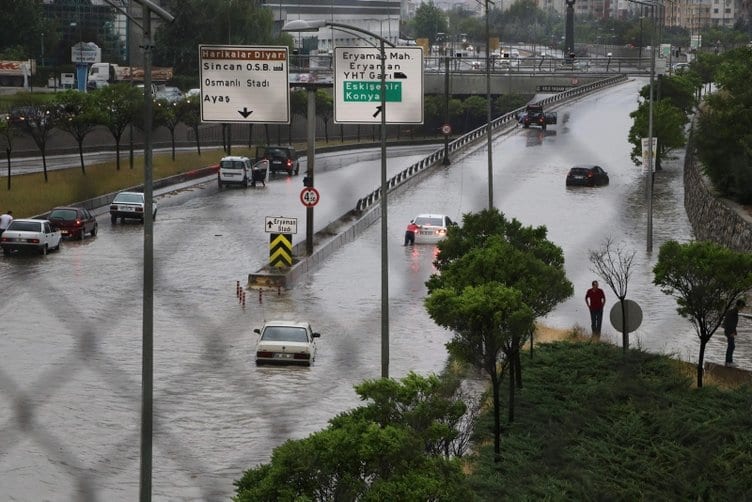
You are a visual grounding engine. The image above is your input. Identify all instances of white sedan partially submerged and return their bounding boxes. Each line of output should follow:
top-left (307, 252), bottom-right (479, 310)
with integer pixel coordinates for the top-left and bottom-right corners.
top-left (413, 213), bottom-right (456, 245)
top-left (253, 321), bottom-right (320, 366)
top-left (1, 219), bottom-right (62, 256)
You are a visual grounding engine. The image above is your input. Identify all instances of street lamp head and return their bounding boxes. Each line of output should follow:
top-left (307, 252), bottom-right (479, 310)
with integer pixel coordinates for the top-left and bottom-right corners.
top-left (282, 20), bottom-right (327, 33)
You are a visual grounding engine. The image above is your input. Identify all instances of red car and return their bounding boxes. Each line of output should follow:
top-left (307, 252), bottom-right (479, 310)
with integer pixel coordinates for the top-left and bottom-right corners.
top-left (48, 206), bottom-right (98, 239)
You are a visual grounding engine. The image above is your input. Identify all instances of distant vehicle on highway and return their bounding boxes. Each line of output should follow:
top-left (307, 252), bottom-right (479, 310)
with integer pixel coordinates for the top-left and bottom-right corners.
top-left (1, 219), bottom-right (62, 256)
top-left (566, 165), bottom-right (609, 187)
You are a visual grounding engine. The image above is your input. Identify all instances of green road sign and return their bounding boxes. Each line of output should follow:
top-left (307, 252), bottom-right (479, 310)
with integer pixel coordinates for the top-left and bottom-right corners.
top-left (343, 81), bottom-right (402, 102)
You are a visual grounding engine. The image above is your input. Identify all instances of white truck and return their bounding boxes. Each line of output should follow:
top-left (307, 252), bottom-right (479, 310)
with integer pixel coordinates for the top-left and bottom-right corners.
top-left (0, 60), bottom-right (35, 87)
top-left (86, 62), bottom-right (173, 90)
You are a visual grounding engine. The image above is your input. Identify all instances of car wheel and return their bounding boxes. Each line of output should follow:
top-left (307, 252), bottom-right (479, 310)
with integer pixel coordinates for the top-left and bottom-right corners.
top-left (2, 248), bottom-right (9, 256)
top-left (218, 178), bottom-right (222, 190)
top-left (91, 226), bottom-right (97, 237)
top-left (80, 228), bottom-right (86, 240)
top-left (111, 214), bottom-right (117, 224)
top-left (41, 244), bottom-right (48, 256)
top-left (54, 240), bottom-right (61, 251)
top-left (244, 176), bottom-right (250, 188)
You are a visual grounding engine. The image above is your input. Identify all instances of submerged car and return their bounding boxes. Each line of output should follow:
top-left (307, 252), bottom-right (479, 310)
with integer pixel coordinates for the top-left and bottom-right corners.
top-left (1, 219), bottom-right (62, 256)
top-left (109, 191), bottom-right (158, 223)
top-left (253, 320), bottom-right (320, 366)
top-left (48, 206), bottom-right (98, 239)
top-left (412, 213), bottom-right (456, 245)
top-left (566, 165), bottom-right (609, 187)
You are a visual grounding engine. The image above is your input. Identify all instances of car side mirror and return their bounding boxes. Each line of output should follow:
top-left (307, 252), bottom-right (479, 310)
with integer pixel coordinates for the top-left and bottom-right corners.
top-left (312, 332), bottom-right (320, 338)
top-left (253, 328), bottom-right (261, 335)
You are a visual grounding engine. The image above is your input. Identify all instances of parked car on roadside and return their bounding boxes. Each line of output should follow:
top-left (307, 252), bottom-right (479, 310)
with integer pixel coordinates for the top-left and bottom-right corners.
top-left (48, 206), bottom-right (98, 240)
top-left (255, 145), bottom-right (300, 176)
top-left (109, 191), bottom-right (158, 224)
top-left (412, 213), bottom-right (456, 245)
top-left (566, 165), bottom-right (609, 187)
top-left (1, 219), bottom-right (62, 256)
top-left (253, 320), bottom-right (321, 366)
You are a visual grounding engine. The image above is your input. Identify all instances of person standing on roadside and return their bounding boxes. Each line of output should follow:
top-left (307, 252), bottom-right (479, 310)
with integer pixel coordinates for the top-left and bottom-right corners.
top-left (0, 210), bottom-right (12, 237)
top-left (724, 298), bottom-right (745, 367)
top-left (585, 280), bottom-right (606, 334)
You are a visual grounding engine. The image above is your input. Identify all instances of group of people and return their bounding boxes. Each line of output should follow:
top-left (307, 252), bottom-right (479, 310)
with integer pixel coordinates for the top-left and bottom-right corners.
top-left (585, 279), bottom-right (746, 367)
top-left (0, 210), bottom-right (12, 236)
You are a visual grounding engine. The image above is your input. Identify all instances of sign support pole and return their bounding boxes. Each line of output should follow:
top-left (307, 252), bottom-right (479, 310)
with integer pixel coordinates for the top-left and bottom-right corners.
top-left (306, 88), bottom-right (315, 256)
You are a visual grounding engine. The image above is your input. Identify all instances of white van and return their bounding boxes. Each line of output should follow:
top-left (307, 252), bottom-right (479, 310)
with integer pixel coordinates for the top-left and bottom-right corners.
top-left (218, 156), bottom-right (268, 189)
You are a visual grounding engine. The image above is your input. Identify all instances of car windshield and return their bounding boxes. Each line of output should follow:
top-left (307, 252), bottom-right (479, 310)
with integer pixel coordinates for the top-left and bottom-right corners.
top-left (49, 209), bottom-right (78, 221)
top-left (267, 148), bottom-right (288, 157)
top-left (220, 160), bottom-right (246, 170)
top-left (261, 326), bottom-right (309, 343)
top-left (414, 216), bottom-right (445, 227)
top-left (114, 193), bottom-right (144, 203)
top-left (7, 221), bottom-right (42, 232)
top-left (569, 168), bottom-right (590, 175)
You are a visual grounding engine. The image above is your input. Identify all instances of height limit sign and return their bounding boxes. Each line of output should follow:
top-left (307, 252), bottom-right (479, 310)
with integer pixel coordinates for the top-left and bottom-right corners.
top-left (334, 46), bottom-right (423, 125)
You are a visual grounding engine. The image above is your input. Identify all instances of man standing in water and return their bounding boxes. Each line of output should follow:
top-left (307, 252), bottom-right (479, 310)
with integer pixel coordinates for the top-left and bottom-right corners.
top-left (585, 280), bottom-right (606, 335)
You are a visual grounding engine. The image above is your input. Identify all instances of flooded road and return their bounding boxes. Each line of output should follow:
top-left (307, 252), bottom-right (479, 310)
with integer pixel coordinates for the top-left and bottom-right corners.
top-left (1, 79), bottom-right (746, 501)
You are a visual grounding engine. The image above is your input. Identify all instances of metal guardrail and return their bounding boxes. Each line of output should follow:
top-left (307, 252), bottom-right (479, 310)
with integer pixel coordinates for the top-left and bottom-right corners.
top-left (354, 74), bottom-right (629, 213)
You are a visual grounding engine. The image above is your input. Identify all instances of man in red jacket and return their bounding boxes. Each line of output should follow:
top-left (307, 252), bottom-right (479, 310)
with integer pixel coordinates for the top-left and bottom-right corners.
top-left (585, 280), bottom-right (606, 334)
top-left (404, 220), bottom-right (419, 246)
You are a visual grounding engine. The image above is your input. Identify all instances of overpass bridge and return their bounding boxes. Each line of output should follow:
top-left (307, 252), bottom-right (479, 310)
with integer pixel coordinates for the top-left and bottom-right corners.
top-left (292, 55), bottom-right (653, 96)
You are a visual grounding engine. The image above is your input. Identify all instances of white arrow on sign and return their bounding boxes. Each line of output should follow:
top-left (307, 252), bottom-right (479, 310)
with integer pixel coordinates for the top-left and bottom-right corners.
top-left (199, 45), bottom-right (290, 124)
top-left (265, 216), bottom-right (298, 234)
top-left (333, 46), bottom-right (424, 125)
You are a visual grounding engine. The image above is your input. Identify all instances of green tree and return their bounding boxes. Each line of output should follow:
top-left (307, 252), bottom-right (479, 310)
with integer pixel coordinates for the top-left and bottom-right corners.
top-left (653, 240), bottom-right (752, 387)
top-left (176, 97), bottom-right (202, 156)
top-left (627, 98), bottom-right (688, 170)
top-left (95, 84), bottom-right (141, 170)
top-left (642, 74), bottom-right (697, 115)
top-left (15, 100), bottom-right (59, 182)
top-left (426, 282), bottom-right (535, 463)
top-left (155, 0), bottom-right (277, 74)
top-left (153, 99), bottom-right (180, 161)
top-left (0, 0), bottom-right (45, 60)
top-left (694, 47), bottom-right (752, 203)
top-left (410, 2), bottom-right (448, 46)
top-left (54, 90), bottom-right (102, 175)
top-left (233, 373), bottom-right (471, 500)
top-left (315, 89), bottom-right (333, 143)
top-left (462, 95), bottom-right (487, 130)
top-left (0, 115), bottom-right (20, 190)
top-left (428, 209), bottom-right (572, 423)
top-left (290, 89), bottom-right (307, 145)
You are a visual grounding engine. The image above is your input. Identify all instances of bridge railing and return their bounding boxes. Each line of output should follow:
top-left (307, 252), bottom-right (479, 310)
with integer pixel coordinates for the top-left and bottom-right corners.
top-left (354, 74), bottom-right (629, 213)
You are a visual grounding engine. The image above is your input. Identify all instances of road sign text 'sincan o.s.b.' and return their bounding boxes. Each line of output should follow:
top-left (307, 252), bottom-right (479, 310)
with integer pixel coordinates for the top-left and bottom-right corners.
top-left (199, 44), bottom-right (290, 124)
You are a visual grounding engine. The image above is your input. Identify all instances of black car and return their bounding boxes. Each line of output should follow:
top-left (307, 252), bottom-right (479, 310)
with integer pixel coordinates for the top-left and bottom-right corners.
top-left (255, 145), bottom-right (299, 176)
top-left (566, 165), bottom-right (609, 187)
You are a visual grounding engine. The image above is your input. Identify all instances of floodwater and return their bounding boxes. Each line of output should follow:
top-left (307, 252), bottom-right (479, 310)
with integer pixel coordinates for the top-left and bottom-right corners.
top-left (1, 79), bottom-right (747, 501)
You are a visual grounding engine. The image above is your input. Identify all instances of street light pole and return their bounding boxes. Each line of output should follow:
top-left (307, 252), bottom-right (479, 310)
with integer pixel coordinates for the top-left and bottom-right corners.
top-left (628, 0), bottom-right (657, 252)
top-left (283, 19), bottom-right (395, 378)
top-left (485, 0), bottom-right (493, 209)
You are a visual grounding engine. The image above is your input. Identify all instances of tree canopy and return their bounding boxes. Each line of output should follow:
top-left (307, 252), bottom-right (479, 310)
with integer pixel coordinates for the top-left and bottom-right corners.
top-left (233, 372), bottom-right (471, 501)
top-left (653, 240), bottom-right (752, 387)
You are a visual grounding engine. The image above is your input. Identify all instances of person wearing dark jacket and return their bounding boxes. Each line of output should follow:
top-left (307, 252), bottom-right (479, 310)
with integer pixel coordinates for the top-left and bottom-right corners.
top-left (724, 298), bottom-right (745, 367)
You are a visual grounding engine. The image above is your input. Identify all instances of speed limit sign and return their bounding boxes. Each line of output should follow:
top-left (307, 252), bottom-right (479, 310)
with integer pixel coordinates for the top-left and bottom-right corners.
top-left (300, 187), bottom-right (320, 207)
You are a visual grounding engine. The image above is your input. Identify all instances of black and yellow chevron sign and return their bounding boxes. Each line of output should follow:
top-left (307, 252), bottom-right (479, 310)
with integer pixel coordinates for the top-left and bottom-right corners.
top-left (269, 233), bottom-right (293, 268)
